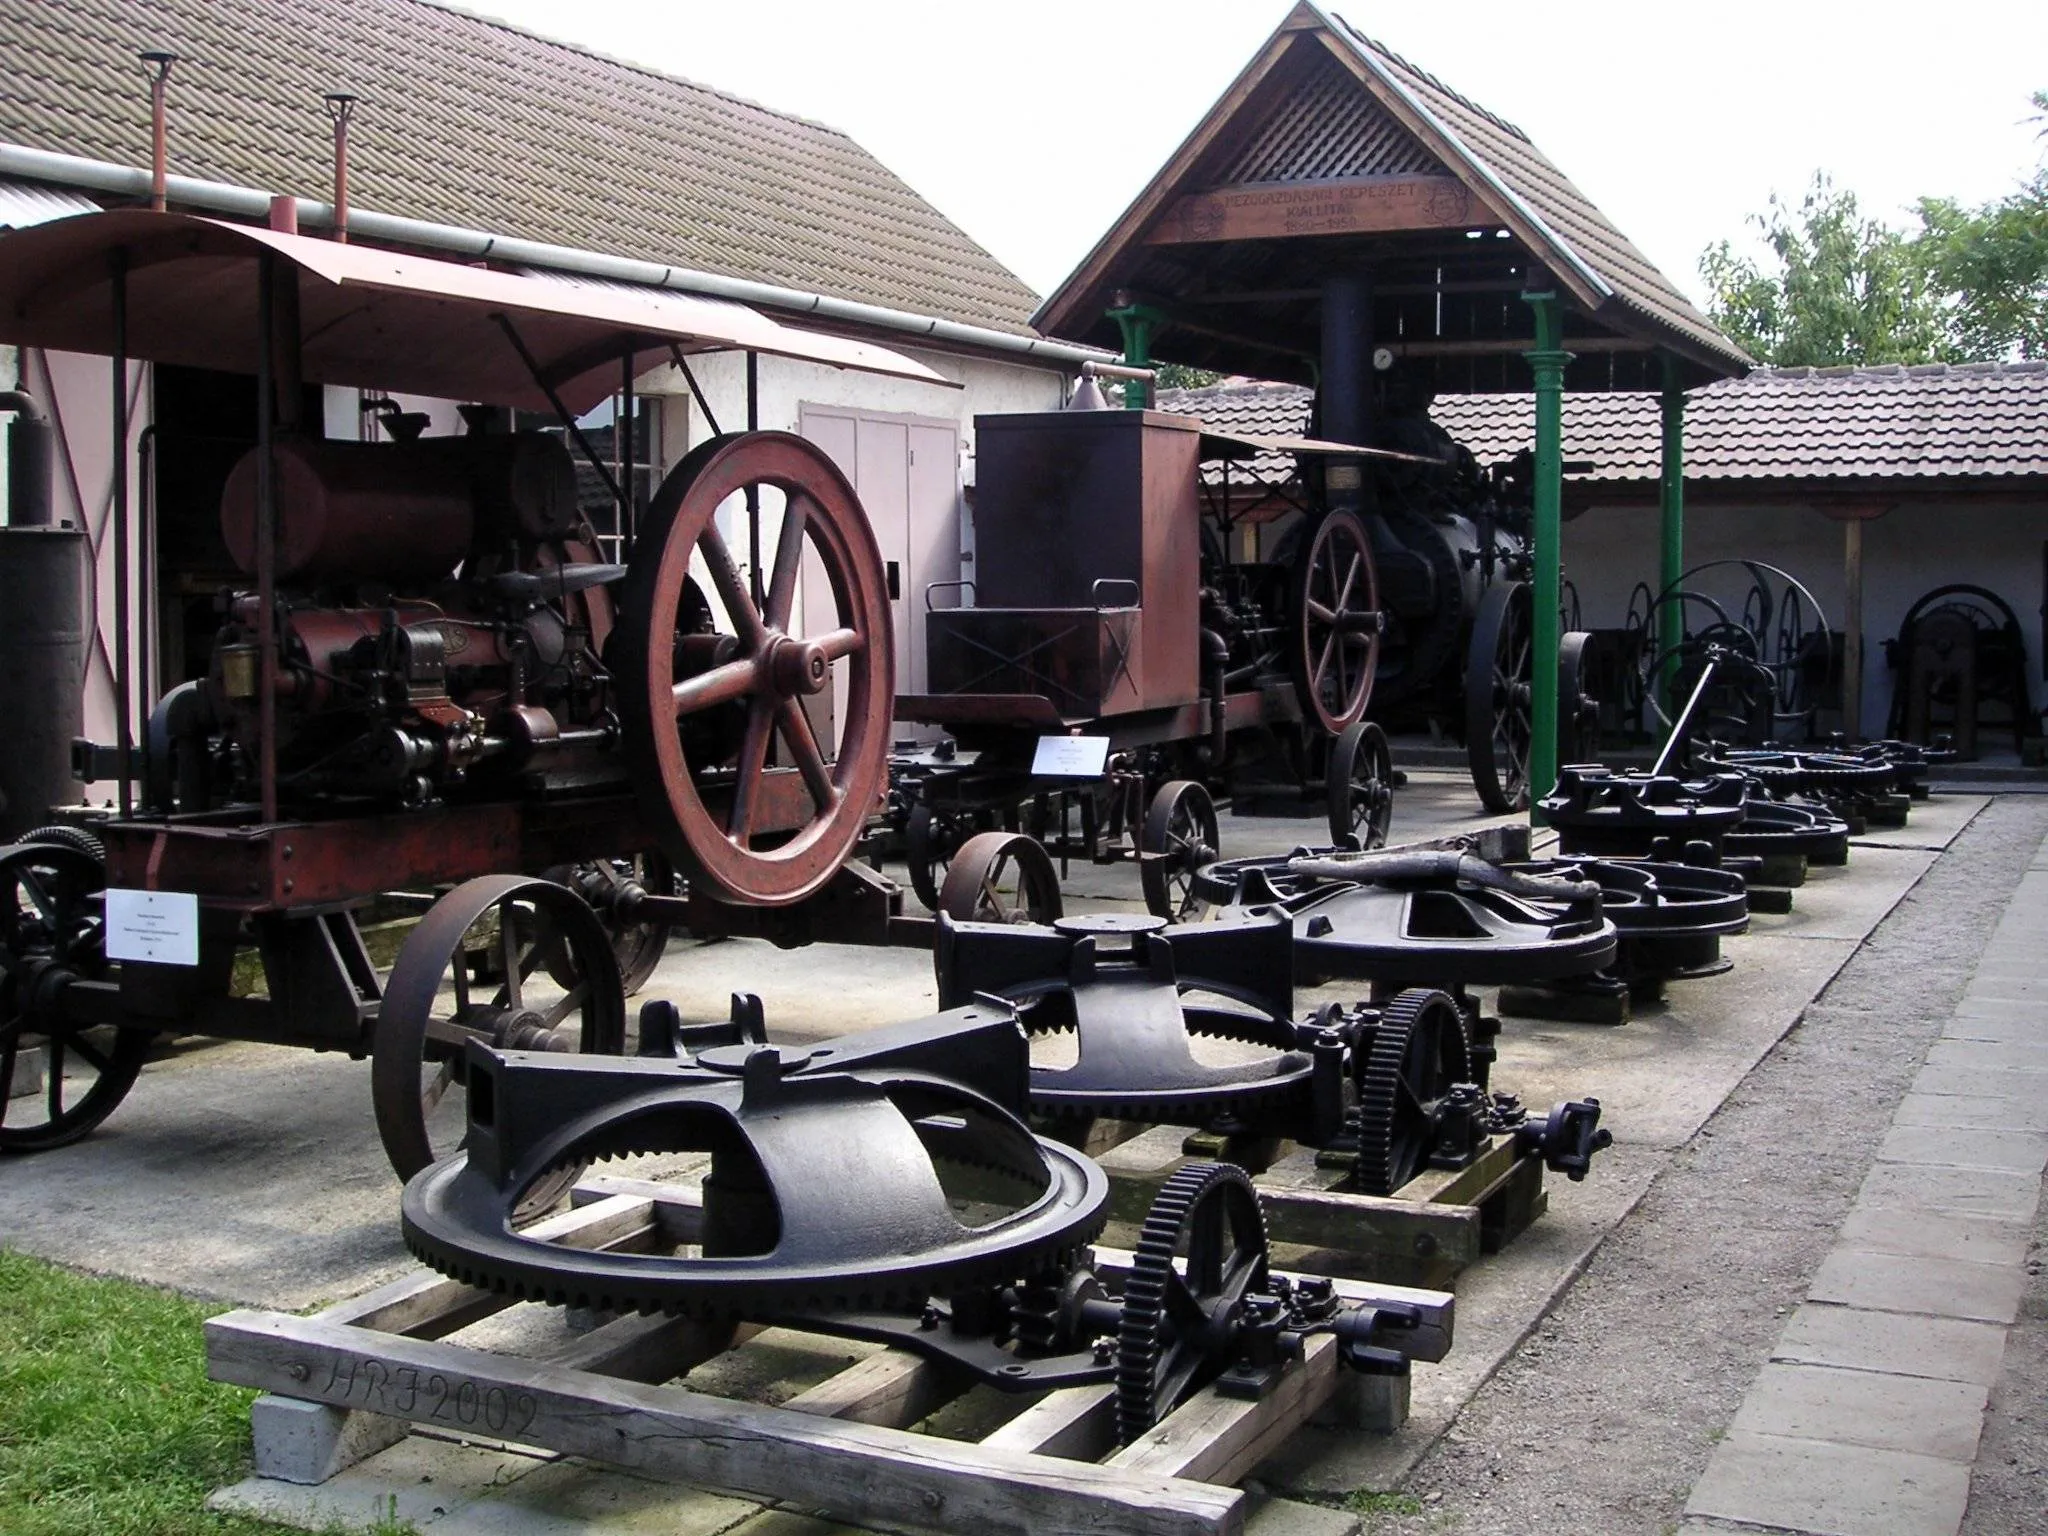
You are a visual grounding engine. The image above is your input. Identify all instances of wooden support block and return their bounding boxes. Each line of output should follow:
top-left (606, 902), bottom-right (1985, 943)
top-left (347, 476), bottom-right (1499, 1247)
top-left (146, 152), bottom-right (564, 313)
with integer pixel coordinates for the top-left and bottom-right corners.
top-left (784, 1349), bottom-right (955, 1429)
top-left (205, 1310), bottom-right (1246, 1536)
top-left (1747, 884), bottom-right (1796, 915)
top-left (980, 1386), bottom-right (1118, 1460)
top-left (1755, 852), bottom-right (1809, 887)
top-left (1312, 1370), bottom-right (1410, 1433)
top-left (541, 1311), bottom-right (745, 1385)
top-left (1108, 1335), bottom-right (1338, 1487)
top-left (1179, 1132), bottom-right (1287, 1173)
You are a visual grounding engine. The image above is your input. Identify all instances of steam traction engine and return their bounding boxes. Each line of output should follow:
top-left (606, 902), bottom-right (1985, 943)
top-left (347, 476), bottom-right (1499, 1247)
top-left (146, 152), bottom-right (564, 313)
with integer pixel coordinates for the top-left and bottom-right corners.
top-left (0, 210), bottom-right (904, 1171)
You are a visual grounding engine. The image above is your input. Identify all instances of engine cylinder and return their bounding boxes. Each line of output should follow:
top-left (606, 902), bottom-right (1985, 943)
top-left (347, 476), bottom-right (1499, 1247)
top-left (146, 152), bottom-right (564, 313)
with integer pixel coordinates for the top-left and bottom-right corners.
top-left (0, 526), bottom-right (87, 839)
top-left (221, 438), bottom-right (475, 586)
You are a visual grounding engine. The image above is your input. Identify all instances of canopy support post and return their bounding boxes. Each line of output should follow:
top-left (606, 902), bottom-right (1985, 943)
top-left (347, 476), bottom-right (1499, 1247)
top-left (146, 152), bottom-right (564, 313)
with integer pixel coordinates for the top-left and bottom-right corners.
top-left (1521, 282), bottom-right (1571, 814)
top-left (1106, 302), bottom-right (1165, 410)
top-left (109, 250), bottom-right (133, 818)
top-left (1659, 353), bottom-right (1686, 713)
top-left (1843, 518), bottom-right (1864, 739)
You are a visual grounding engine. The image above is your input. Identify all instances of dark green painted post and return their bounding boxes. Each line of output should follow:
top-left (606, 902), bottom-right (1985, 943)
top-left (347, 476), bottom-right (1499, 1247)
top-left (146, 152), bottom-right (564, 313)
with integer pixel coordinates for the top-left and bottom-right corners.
top-left (1107, 303), bottom-right (1166, 410)
top-left (1521, 285), bottom-right (1571, 813)
top-left (1658, 353), bottom-right (1686, 710)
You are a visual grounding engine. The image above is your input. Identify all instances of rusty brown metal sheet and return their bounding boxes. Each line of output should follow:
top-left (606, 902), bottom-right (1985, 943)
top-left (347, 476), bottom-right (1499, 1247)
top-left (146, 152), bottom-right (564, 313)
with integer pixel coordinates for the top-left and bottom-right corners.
top-left (0, 211), bottom-right (948, 414)
top-left (1198, 428), bottom-right (1439, 465)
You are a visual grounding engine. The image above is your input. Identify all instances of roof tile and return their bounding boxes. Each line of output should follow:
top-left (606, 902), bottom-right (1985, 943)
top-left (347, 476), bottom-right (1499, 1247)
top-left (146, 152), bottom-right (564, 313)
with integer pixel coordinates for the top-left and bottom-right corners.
top-left (0, 0), bottom-right (1042, 334)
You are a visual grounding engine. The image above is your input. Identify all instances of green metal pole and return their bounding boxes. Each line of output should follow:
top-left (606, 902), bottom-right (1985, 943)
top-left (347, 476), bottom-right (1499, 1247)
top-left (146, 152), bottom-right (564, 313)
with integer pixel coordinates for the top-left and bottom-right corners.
top-left (1658, 353), bottom-right (1686, 712)
top-left (1522, 286), bottom-right (1571, 815)
top-left (1107, 303), bottom-right (1165, 410)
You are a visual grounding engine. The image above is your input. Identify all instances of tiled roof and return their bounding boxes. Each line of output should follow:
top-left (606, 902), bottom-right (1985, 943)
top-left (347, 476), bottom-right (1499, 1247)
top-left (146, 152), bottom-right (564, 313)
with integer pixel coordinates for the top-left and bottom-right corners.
top-left (1328, 18), bottom-right (1745, 375)
top-left (0, 0), bottom-right (1042, 335)
top-left (1160, 363), bottom-right (2048, 484)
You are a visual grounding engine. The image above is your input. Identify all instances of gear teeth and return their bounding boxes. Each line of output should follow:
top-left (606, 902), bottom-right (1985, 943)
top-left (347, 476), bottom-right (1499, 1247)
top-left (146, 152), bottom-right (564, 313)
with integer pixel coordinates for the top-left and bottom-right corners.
top-left (1352, 989), bottom-right (1470, 1197)
top-left (1114, 1162), bottom-right (1270, 1447)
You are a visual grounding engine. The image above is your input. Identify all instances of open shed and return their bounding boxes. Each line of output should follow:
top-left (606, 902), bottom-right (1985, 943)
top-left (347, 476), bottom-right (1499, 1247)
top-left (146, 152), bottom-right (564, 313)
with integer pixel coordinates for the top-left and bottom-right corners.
top-left (1038, 0), bottom-right (1750, 799)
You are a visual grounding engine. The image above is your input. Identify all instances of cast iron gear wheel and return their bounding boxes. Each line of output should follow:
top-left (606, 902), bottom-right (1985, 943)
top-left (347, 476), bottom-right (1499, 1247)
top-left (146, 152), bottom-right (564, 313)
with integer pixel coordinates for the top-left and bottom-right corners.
top-left (1116, 1161), bottom-right (1271, 1446)
top-left (17, 826), bottom-right (108, 866)
top-left (1351, 989), bottom-right (1472, 1197)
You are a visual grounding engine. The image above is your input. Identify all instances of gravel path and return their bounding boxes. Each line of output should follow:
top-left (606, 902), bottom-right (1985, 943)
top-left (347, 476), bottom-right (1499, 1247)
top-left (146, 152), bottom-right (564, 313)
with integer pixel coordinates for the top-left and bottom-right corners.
top-left (1345, 795), bottom-right (2048, 1536)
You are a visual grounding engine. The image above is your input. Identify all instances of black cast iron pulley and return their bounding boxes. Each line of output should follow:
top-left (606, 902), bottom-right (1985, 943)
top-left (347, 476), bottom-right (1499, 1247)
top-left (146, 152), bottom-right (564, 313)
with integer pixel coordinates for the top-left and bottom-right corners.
top-left (1723, 798), bottom-right (1853, 867)
top-left (0, 840), bottom-right (155, 1153)
top-left (400, 1005), bottom-right (1108, 1317)
top-left (1692, 745), bottom-right (1897, 797)
top-left (935, 910), bottom-right (1328, 1135)
top-left (1537, 763), bottom-right (1750, 861)
top-left (1501, 856), bottom-right (1750, 983)
top-left (374, 875), bottom-right (627, 1214)
top-left (1193, 847), bottom-right (1617, 989)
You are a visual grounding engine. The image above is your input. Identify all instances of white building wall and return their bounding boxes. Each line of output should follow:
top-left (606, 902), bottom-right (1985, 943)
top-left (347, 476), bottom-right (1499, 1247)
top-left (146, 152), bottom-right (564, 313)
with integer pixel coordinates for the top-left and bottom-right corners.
top-left (1562, 495), bottom-right (2048, 736)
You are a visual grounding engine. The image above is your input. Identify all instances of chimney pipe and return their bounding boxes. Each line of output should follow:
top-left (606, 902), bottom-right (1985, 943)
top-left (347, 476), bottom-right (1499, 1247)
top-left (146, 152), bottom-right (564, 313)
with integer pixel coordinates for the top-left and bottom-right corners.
top-left (267, 194), bottom-right (298, 234)
top-left (323, 92), bottom-right (358, 242)
top-left (138, 51), bottom-right (177, 213)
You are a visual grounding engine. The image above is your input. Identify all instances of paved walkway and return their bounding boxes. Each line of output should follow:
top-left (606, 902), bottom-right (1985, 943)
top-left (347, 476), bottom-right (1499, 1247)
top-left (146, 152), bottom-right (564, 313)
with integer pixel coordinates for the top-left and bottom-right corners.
top-left (1683, 836), bottom-right (2048, 1536)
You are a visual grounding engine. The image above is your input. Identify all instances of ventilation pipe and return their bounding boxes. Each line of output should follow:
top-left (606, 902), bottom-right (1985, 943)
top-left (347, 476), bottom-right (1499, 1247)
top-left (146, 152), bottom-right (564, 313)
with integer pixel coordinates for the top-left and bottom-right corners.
top-left (139, 51), bottom-right (177, 212)
top-left (323, 92), bottom-right (357, 242)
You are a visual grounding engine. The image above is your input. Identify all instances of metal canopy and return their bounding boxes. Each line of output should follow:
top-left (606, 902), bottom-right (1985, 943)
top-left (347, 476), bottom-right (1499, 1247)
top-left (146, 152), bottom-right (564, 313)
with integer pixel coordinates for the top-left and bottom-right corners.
top-left (0, 210), bottom-right (951, 414)
top-left (1198, 426), bottom-right (1436, 465)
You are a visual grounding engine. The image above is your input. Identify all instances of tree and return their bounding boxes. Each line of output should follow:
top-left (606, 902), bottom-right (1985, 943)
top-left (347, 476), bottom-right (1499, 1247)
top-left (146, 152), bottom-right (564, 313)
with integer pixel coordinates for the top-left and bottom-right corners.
top-left (1702, 91), bottom-right (2048, 365)
top-left (1699, 175), bottom-right (1952, 366)
top-left (1915, 92), bottom-right (2048, 360)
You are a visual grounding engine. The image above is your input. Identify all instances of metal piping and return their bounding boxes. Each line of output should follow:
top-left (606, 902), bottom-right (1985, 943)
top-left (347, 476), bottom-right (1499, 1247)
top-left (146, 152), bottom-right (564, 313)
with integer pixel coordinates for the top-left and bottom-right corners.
top-left (139, 52), bottom-right (176, 214)
top-left (0, 388), bottom-right (53, 527)
top-left (0, 143), bottom-right (1110, 370)
top-left (323, 93), bottom-right (357, 243)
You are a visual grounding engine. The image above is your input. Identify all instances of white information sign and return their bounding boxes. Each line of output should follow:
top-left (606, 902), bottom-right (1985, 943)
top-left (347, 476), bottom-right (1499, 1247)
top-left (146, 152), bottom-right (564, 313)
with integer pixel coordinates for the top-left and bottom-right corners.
top-left (104, 888), bottom-right (201, 967)
top-left (1031, 734), bottom-right (1112, 778)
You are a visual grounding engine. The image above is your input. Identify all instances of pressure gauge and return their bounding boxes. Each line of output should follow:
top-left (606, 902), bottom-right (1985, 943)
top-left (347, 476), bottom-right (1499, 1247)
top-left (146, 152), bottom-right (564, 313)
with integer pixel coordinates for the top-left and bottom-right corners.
top-left (1372, 346), bottom-right (1396, 371)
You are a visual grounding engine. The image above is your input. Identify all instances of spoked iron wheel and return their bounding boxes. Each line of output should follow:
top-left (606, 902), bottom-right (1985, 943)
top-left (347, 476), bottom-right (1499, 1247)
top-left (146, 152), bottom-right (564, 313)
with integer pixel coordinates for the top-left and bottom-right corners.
top-left (0, 842), bottom-right (154, 1153)
top-left (616, 432), bottom-right (893, 908)
top-left (1352, 989), bottom-right (1472, 1196)
top-left (1290, 510), bottom-right (1382, 735)
top-left (1466, 580), bottom-right (1534, 813)
top-left (937, 831), bottom-right (1063, 925)
top-left (1116, 1162), bottom-right (1272, 1445)
top-left (1327, 720), bottom-right (1395, 849)
top-left (1139, 780), bottom-right (1219, 923)
top-left (906, 803), bottom-right (1012, 913)
top-left (373, 875), bottom-right (626, 1216)
top-left (543, 851), bottom-right (678, 996)
top-left (1558, 630), bottom-right (1599, 765)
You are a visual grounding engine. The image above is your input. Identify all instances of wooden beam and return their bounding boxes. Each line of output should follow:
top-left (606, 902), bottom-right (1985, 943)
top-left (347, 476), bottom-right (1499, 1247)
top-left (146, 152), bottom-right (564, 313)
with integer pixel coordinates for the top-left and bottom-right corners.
top-left (1148, 176), bottom-right (1480, 246)
top-left (981, 1386), bottom-right (1119, 1460)
top-left (205, 1309), bottom-right (1248, 1536)
top-left (1107, 1335), bottom-right (1339, 1486)
top-left (784, 1349), bottom-right (956, 1429)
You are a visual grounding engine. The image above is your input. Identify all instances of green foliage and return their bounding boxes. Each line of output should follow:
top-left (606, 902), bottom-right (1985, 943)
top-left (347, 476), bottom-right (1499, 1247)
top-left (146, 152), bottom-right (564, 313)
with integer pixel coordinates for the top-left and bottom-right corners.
top-left (0, 1249), bottom-right (403, 1536)
top-left (1152, 362), bottom-right (1225, 391)
top-left (1700, 175), bottom-right (1952, 366)
top-left (1703, 91), bottom-right (2048, 365)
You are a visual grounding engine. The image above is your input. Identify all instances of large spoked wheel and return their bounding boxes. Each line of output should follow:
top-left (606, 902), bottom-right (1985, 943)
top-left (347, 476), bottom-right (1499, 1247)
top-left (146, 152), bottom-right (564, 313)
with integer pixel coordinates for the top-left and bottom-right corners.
top-left (1139, 780), bottom-right (1219, 923)
top-left (1116, 1162), bottom-right (1272, 1445)
top-left (0, 842), bottom-right (154, 1153)
top-left (616, 432), bottom-right (893, 908)
top-left (906, 803), bottom-right (1013, 913)
top-left (374, 876), bottom-right (626, 1214)
top-left (1327, 720), bottom-right (1395, 849)
top-left (543, 851), bottom-right (678, 996)
top-left (1466, 580), bottom-right (1534, 813)
top-left (938, 831), bottom-right (1063, 925)
top-left (1352, 990), bottom-right (1473, 1196)
top-left (1290, 510), bottom-right (1381, 735)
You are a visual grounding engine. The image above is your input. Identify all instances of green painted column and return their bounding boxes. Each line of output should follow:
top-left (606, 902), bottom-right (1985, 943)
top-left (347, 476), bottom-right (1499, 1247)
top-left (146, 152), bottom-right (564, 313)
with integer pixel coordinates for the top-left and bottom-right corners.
top-left (1522, 286), bottom-right (1572, 813)
top-left (1107, 303), bottom-right (1166, 410)
top-left (1658, 353), bottom-right (1686, 711)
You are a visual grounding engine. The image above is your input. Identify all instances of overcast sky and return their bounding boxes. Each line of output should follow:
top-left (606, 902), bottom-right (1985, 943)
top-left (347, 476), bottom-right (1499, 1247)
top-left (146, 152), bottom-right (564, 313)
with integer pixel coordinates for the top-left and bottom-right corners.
top-left (453, 0), bottom-right (2047, 317)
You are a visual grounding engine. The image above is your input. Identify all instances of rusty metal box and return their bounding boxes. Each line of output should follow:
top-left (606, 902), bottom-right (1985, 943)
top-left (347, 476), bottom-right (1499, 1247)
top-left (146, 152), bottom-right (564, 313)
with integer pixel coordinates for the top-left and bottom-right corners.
top-left (971, 409), bottom-right (1201, 709)
top-left (925, 605), bottom-right (1142, 719)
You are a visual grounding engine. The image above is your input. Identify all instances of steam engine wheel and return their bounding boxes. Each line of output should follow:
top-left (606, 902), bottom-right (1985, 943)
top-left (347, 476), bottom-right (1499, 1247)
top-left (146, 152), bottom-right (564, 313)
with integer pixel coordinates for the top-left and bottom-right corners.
top-left (1290, 510), bottom-right (1382, 735)
top-left (616, 432), bottom-right (893, 908)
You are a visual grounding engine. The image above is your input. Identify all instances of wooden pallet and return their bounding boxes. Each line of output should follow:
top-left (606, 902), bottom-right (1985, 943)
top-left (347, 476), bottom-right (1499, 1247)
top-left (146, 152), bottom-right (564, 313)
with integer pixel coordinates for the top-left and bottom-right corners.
top-left (1073, 1126), bottom-right (1545, 1289)
top-left (206, 1175), bottom-right (1454, 1536)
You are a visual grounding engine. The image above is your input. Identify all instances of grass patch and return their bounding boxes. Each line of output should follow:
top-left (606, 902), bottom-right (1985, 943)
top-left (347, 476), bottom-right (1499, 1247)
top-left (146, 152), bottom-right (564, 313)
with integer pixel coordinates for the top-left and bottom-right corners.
top-left (0, 1248), bottom-right (397, 1535)
top-left (1346, 1489), bottom-right (1424, 1520)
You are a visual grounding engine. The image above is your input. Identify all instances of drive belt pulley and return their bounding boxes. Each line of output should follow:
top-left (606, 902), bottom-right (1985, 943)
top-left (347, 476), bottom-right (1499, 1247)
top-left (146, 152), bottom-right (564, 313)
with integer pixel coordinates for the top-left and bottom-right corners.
top-left (1500, 855), bottom-right (1750, 983)
top-left (401, 1006), bottom-right (1108, 1317)
top-left (1537, 764), bottom-right (1750, 861)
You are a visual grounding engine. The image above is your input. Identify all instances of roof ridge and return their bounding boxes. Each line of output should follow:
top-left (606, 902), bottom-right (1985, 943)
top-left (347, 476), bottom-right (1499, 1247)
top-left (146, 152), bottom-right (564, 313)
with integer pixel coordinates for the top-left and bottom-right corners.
top-left (1329, 13), bottom-right (1532, 145)
top-left (421, 0), bottom-right (855, 143)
